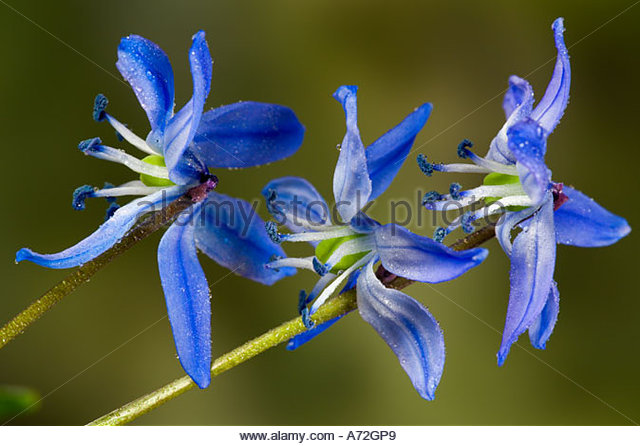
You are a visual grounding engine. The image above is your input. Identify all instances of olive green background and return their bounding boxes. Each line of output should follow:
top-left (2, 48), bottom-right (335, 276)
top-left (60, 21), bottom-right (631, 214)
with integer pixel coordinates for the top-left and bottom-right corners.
top-left (0, 0), bottom-right (638, 425)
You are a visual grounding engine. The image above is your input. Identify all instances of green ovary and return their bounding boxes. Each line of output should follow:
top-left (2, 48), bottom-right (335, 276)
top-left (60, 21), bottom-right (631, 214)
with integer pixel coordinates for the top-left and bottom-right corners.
top-left (139, 155), bottom-right (175, 187)
top-left (483, 172), bottom-right (527, 211)
top-left (315, 233), bottom-right (370, 273)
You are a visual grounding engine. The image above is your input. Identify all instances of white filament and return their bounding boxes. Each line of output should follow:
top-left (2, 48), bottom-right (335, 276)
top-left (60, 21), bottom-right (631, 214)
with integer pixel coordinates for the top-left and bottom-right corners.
top-left (86, 145), bottom-right (170, 179)
top-left (105, 113), bottom-right (157, 155)
top-left (310, 252), bottom-right (375, 314)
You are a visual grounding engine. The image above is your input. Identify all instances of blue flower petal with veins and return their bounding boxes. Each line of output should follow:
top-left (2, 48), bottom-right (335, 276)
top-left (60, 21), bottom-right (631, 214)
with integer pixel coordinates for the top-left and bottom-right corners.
top-left (416, 18), bottom-right (630, 365)
top-left (17, 30), bottom-right (304, 387)
top-left (263, 86), bottom-right (488, 400)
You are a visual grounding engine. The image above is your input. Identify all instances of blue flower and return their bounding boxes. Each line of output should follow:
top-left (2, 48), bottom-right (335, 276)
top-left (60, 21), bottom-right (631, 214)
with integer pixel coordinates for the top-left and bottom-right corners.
top-left (416, 18), bottom-right (631, 365)
top-left (15, 31), bottom-right (304, 388)
top-left (262, 86), bottom-right (488, 400)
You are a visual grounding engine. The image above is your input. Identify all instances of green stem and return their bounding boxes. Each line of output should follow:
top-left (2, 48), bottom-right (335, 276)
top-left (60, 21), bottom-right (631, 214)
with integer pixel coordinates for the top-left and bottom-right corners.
top-left (0, 182), bottom-right (215, 350)
top-left (88, 223), bottom-right (496, 426)
top-left (88, 289), bottom-right (359, 426)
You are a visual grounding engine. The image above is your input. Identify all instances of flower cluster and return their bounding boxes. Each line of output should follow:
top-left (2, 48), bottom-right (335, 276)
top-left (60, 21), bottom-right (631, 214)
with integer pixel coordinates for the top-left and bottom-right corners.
top-left (16, 31), bottom-right (304, 388)
top-left (416, 18), bottom-right (630, 365)
top-left (263, 85), bottom-right (487, 400)
top-left (15, 18), bottom-right (630, 401)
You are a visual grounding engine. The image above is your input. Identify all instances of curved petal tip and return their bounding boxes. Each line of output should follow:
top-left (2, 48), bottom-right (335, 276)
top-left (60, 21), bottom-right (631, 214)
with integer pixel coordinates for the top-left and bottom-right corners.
top-left (333, 85), bottom-right (358, 103)
top-left (191, 369), bottom-right (211, 389)
top-left (15, 248), bottom-right (34, 264)
top-left (497, 350), bottom-right (508, 367)
top-left (471, 248), bottom-right (489, 264)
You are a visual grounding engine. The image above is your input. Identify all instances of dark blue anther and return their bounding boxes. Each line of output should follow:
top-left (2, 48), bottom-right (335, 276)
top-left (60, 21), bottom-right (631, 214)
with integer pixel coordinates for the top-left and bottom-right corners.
top-left (461, 212), bottom-right (475, 234)
top-left (265, 188), bottom-right (278, 213)
top-left (297, 290), bottom-right (308, 315)
top-left (78, 137), bottom-right (102, 152)
top-left (100, 182), bottom-right (119, 219)
top-left (104, 202), bottom-right (120, 221)
top-left (93, 94), bottom-right (108, 122)
top-left (422, 191), bottom-right (443, 206)
top-left (433, 227), bottom-right (446, 243)
top-left (265, 221), bottom-right (282, 243)
top-left (449, 182), bottom-right (462, 200)
top-left (301, 308), bottom-right (315, 329)
top-left (265, 188), bottom-right (277, 203)
top-left (417, 153), bottom-right (434, 177)
top-left (312, 257), bottom-right (330, 276)
top-left (457, 139), bottom-right (473, 159)
top-left (72, 185), bottom-right (95, 211)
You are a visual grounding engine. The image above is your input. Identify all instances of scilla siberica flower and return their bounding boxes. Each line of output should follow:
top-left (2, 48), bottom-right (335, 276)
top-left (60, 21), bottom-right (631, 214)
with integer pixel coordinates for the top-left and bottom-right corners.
top-left (15, 31), bottom-right (304, 388)
top-left (262, 85), bottom-right (488, 400)
top-left (417, 18), bottom-right (631, 365)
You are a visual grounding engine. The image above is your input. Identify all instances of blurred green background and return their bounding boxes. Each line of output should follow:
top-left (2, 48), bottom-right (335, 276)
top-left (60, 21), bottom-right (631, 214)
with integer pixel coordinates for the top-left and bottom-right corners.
top-left (0, 0), bottom-right (638, 426)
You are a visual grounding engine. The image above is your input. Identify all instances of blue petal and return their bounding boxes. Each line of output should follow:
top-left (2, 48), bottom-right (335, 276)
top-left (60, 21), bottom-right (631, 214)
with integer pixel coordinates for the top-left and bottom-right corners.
top-left (158, 203), bottom-right (211, 389)
top-left (191, 102), bottom-right (305, 168)
top-left (488, 76), bottom-right (534, 164)
top-left (16, 187), bottom-right (186, 269)
top-left (498, 195), bottom-right (556, 365)
top-left (286, 315), bottom-right (345, 351)
top-left (332, 85), bottom-right (372, 222)
top-left (116, 35), bottom-right (174, 150)
top-left (164, 30), bottom-right (213, 184)
top-left (262, 176), bottom-right (331, 234)
top-left (365, 103), bottom-right (432, 200)
top-left (194, 191), bottom-right (296, 285)
top-left (554, 186), bottom-right (631, 247)
top-left (496, 206), bottom-right (538, 256)
top-left (357, 258), bottom-right (445, 400)
top-left (502, 75), bottom-right (534, 119)
top-left (507, 119), bottom-right (551, 205)
top-left (374, 224), bottom-right (488, 283)
top-left (530, 18), bottom-right (571, 135)
top-left (528, 281), bottom-right (560, 350)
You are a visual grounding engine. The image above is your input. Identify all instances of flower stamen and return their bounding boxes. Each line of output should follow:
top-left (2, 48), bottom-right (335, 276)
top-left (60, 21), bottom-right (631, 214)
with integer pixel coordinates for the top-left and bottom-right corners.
top-left (309, 251), bottom-right (375, 314)
top-left (79, 139), bottom-right (170, 179)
